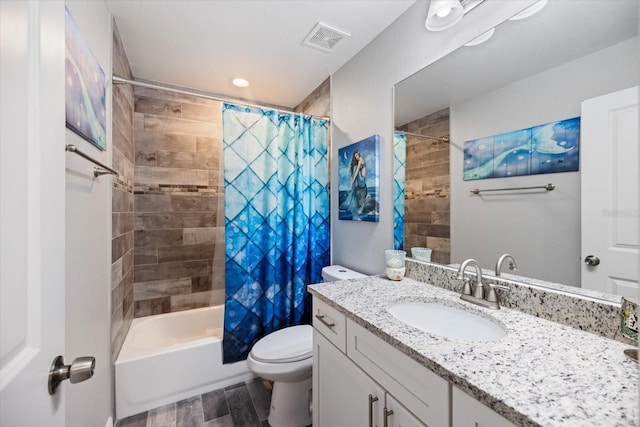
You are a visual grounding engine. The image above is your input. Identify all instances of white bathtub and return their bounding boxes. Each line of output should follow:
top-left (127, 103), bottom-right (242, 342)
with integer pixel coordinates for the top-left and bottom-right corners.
top-left (115, 305), bottom-right (253, 420)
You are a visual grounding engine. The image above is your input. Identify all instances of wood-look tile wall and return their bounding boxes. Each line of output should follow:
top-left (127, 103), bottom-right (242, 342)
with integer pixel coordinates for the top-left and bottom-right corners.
top-left (111, 22), bottom-right (135, 360)
top-left (133, 87), bottom-right (224, 317)
top-left (398, 108), bottom-right (451, 264)
top-left (294, 77), bottom-right (330, 117)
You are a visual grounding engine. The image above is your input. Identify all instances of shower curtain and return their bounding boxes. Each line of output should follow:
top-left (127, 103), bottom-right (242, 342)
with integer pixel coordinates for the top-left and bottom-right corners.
top-left (393, 133), bottom-right (406, 250)
top-left (221, 103), bottom-right (330, 363)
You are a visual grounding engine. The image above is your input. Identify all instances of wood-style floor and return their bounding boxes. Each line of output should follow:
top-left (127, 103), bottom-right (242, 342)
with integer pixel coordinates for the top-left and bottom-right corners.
top-left (117, 378), bottom-right (272, 427)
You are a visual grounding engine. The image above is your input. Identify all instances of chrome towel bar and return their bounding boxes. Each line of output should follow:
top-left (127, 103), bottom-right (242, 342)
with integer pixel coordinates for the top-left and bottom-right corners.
top-left (470, 183), bottom-right (555, 195)
top-left (65, 144), bottom-right (118, 178)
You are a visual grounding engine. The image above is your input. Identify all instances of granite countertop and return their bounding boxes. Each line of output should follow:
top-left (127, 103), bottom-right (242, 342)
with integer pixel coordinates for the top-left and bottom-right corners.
top-left (308, 275), bottom-right (639, 427)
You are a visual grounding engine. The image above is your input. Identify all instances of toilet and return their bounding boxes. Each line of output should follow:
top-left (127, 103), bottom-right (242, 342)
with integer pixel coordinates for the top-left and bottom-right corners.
top-left (246, 265), bottom-right (365, 427)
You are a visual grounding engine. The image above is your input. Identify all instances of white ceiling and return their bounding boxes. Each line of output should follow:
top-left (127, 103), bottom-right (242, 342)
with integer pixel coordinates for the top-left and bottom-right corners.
top-left (106, 0), bottom-right (416, 109)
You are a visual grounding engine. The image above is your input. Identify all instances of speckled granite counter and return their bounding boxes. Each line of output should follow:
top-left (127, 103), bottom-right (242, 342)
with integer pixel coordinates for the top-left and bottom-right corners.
top-left (308, 276), bottom-right (639, 427)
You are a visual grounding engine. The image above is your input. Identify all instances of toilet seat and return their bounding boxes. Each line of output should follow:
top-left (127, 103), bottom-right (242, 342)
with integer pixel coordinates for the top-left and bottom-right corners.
top-left (250, 324), bottom-right (312, 363)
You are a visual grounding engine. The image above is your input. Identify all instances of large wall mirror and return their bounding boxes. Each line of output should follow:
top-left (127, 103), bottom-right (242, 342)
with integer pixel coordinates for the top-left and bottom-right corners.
top-left (394, 0), bottom-right (638, 297)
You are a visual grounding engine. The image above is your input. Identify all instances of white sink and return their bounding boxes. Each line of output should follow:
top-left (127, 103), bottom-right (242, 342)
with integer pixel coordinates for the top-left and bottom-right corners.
top-left (387, 302), bottom-right (507, 342)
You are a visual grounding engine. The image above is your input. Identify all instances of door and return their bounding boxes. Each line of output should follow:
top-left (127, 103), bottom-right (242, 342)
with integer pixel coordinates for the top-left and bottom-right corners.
top-left (0, 1), bottom-right (66, 426)
top-left (581, 86), bottom-right (639, 296)
top-left (313, 330), bottom-right (385, 427)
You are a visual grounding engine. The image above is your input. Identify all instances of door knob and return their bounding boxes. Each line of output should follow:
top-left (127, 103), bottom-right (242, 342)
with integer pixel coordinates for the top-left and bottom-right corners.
top-left (48, 355), bottom-right (95, 395)
top-left (584, 255), bottom-right (600, 266)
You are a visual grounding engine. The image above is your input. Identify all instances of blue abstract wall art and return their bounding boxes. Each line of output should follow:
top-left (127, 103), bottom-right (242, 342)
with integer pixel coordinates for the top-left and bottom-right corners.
top-left (463, 117), bottom-right (580, 181)
top-left (338, 135), bottom-right (380, 222)
top-left (65, 7), bottom-right (107, 150)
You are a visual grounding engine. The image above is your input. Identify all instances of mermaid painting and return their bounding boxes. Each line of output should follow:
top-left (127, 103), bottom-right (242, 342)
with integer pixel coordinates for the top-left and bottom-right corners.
top-left (338, 135), bottom-right (380, 222)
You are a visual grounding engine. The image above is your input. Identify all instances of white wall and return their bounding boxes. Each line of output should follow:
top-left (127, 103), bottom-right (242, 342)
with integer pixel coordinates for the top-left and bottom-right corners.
top-left (450, 37), bottom-right (639, 286)
top-left (331, 1), bottom-right (537, 275)
top-left (64, 1), bottom-right (113, 426)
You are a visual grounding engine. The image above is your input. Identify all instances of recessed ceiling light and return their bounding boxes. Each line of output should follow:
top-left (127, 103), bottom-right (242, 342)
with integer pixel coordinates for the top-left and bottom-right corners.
top-left (509, 0), bottom-right (548, 21)
top-left (232, 78), bottom-right (249, 88)
top-left (464, 28), bottom-right (495, 47)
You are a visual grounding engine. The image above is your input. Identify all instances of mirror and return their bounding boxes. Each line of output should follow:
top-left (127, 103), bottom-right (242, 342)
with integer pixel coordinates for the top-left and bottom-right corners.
top-left (394, 0), bottom-right (638, 295)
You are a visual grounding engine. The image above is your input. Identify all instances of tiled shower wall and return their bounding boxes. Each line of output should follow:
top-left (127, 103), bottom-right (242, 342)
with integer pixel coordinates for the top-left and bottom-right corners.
top-left (132, 87), bottom-right (224, 317)
top-left (130, 78), bottom-right (330, 318)
top-left (111, 22), bottom-right (135, 359)
top-left (397, 108), bottom-right (451, 264)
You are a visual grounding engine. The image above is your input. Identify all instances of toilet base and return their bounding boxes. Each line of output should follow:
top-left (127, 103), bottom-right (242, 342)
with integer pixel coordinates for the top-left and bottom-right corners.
top-left (267, 376), bottom-right (312, 427)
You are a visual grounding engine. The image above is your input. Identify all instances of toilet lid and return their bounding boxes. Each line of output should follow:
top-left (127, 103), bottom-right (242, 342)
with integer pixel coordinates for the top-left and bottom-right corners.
top-left (251, 325), bottom-right (313, 363)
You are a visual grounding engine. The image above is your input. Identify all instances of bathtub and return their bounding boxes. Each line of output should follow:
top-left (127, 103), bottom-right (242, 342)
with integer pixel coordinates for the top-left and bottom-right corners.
top-left (115, 305), bottom-right (253, 420)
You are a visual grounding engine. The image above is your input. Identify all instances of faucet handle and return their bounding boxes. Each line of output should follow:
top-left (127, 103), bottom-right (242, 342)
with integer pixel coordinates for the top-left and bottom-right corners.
top-left (486, 283), bottom-right (509, 304)
top-left (473, 281), bottom-right (485, 299)
top-left (461, 278), bottom-right (472, 296)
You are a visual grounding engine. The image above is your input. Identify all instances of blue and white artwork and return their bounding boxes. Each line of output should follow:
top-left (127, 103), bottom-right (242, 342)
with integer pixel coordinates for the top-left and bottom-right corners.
top-left (338, 135), bottom-right (380, 222)
top-left (463, 117), bottom-right (580, 181)
top-left (65, 7), bottom-right (107, 150)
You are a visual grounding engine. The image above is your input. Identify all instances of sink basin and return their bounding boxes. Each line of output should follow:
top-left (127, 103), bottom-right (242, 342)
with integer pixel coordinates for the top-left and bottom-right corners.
top-left (387, 302), bottom-right (507, 342)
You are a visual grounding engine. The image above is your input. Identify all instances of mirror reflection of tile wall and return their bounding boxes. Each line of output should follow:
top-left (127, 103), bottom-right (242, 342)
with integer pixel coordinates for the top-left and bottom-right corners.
top-left (396, 108), bottom-right (450, 264)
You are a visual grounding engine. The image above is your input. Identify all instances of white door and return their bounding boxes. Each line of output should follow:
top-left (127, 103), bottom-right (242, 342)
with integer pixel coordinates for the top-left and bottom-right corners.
top-left (581, 86), bottom-right (639, 297)
top-left (0, 1), bottom-right (66, 426)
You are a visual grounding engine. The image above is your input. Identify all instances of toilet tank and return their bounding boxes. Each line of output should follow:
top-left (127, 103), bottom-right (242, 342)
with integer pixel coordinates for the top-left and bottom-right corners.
top-left (321, 265), bottom-right (366, 282)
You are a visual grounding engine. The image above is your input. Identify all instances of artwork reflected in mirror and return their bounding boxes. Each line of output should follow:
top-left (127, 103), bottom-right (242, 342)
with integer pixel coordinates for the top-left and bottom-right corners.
top-left (463, 117), bottom-right (580, 181)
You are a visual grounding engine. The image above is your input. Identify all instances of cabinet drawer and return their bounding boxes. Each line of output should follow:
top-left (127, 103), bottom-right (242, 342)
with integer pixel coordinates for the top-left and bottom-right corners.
top-left (312, 297), bottom-right (347, 353)
top-left (347, 319), bottom-right (450, 427)
top-left (452, 386), bottom-right (517, 427)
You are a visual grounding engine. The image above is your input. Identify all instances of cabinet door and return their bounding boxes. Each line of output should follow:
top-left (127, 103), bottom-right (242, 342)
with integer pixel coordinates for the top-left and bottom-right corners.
top-left (452, 386), bottom-right (517, 427)
top-left (313, 329), bottom-right (385, 427)
top-left (385, 393), bottom-right (426, 427)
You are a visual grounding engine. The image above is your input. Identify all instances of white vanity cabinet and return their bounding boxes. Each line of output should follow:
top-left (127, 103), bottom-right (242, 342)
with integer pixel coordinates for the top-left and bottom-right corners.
top-left (313, 330), bottom-right (426, 427)
top-left (452, 386), bottom-right (517, 427)
top-left (312, 298), bottom-right (444, 427)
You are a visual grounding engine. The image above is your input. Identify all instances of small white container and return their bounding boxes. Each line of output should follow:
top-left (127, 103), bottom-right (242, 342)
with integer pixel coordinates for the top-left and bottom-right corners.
top-left (411, 247), bottom-right (432, 262)
top-left (385, 267), bottom-right (406, 281)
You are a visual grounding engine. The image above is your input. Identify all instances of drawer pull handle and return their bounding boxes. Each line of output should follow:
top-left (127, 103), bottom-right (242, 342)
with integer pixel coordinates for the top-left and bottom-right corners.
top-left (315, 314), bottom-right (335, 329)
top-left (368, 394), bottom-right (379, 427)
top-left (383, 408), bottom-right (394, 427)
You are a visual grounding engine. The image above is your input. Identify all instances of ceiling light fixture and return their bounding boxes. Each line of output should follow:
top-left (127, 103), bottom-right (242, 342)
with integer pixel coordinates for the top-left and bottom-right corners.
top-left (464, 27), bottom-right (495, 47)
top-left (425, 0), bottom-right (464, 31)
top-left (508, 0), bottom-right (548, 21)
top-left (232, 78), bottom-right (249, 88)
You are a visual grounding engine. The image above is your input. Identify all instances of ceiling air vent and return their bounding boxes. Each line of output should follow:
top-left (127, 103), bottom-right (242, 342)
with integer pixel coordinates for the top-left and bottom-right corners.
top-left (303, 23), bottom-right (350, 53)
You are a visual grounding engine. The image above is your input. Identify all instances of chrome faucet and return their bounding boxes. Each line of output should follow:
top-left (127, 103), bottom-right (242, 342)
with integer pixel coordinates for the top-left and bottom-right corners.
top-left (495, 253), bottom-right (518, 276)
top-left (456, 259), bottom-right (484, 299)
top-left (457, 258), bottom-right (509, 310)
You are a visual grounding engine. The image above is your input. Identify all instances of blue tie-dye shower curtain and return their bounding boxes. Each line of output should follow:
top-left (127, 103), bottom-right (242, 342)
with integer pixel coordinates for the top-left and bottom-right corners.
top-left (393, 133), bottom-right (406, 250)
top-left (222, 103), bottom-right (330, 363)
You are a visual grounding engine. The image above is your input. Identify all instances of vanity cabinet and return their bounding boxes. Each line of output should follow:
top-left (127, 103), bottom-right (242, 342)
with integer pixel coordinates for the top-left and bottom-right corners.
top-left (313, 330), bottom-right (425, 427)
top-left (312, 298), bottom-right (443, 427)
top-left (312, 297), bottom-right (520, 426)
top-left (452, 386), bottom-right (517, 427)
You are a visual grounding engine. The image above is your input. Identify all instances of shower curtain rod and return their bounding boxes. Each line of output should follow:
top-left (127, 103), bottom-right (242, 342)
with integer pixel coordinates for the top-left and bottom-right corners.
top-left (112, 75), bottom-right (330, 121)
top-left (395, 130), bottom-right (450, 143)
